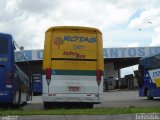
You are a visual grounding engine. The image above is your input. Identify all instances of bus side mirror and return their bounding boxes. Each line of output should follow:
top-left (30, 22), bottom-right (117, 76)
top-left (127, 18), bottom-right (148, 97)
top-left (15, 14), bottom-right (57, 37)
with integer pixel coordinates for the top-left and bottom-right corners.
top-left (20, 46), bottom-right (24, 50)
top-left (14, 45), bottom-right (16, 50)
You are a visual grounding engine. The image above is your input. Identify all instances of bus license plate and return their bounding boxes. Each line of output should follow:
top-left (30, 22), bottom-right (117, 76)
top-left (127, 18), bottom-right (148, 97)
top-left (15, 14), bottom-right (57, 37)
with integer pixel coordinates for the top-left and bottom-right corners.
top-left (69, 86), bottom-right (80, 92)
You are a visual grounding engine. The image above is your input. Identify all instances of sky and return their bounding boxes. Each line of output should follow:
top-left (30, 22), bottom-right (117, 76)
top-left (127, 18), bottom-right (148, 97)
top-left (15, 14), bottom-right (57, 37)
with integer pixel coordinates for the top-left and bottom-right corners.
top-left (1, 0), bottom-right (160, 50)
top-left (0, 0), bottom-right (160, 76)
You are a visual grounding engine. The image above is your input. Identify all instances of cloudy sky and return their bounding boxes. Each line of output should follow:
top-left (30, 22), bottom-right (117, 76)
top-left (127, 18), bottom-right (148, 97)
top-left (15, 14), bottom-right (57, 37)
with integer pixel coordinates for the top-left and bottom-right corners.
top-left (1, 0), bottom-right (160, 50)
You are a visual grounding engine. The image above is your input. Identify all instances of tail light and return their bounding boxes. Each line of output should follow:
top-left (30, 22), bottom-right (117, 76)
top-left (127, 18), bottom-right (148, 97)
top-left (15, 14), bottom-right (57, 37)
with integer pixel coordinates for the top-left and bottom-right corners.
top-left (6, 71), bottom-right (13, 88)
top-left (6, 80), bottom-right (13, 85)
top-left (46, 68), bottom-right (51, 79)
top-left (46, 68), bottom-right (51, 85)
top-left (96, 69), bottom-right (102, 86)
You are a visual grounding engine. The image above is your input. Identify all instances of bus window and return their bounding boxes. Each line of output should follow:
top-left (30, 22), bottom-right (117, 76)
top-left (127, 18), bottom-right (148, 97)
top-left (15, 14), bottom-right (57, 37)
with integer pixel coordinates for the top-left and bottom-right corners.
top-left (138, 64), bottom-right (144, 85)
top-left (0, 37), bottom-right (8, 54)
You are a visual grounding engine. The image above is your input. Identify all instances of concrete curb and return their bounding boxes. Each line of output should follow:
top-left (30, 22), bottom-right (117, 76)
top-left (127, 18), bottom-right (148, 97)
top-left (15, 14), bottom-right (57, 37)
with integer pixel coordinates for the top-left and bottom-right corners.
top-left (3, 114), bottom-right (138, 120)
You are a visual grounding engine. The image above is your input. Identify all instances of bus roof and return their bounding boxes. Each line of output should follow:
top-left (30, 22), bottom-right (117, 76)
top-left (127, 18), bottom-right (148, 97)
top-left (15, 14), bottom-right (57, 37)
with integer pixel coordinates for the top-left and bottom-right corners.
top-left (46, 26), bottom-right (102, 34)
top-left (0, 33), bottom-right (12, 42)
top-left (140, 52), bottom-right (160, 61)
top-left (0, 32), bottom-right (12, 37)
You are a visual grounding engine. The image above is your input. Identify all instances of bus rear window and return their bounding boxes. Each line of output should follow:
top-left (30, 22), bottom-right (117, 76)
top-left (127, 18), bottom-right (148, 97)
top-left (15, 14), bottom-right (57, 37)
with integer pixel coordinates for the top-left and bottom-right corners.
top-left (0, 38), bottom-right (8, 54)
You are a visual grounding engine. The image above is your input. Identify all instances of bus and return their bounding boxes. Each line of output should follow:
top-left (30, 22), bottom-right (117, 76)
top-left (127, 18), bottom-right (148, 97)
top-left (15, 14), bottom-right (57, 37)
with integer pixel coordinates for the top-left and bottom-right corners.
top-left (42, 26), bottom-right (104, 108)
top-left (0, 33), bottom-right (31, 107)
top-left (32, 74), bottom-right (42, 95)
top-left (137, 52), bottom-right (160, 99)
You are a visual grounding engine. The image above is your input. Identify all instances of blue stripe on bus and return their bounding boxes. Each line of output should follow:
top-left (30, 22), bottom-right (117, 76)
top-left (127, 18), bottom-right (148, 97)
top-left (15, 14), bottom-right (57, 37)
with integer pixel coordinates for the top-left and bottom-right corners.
top-left (51, 70), bottom-right (96, 76)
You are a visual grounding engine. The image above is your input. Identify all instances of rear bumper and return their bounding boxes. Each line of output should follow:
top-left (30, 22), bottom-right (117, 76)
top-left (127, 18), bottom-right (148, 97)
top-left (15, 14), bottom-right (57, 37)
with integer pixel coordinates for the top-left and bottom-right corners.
top-left (0, 91), bottom-right (12, 103)
top-left (42, 93), bottom-right (102, 104)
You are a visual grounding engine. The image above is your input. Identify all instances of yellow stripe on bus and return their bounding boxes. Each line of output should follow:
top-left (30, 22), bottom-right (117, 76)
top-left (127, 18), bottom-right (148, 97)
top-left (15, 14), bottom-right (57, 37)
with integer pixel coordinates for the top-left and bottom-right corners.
top-left (154, 78), bottom-right (160, 87)
top-left (51, 61), bottom-right (96, 70)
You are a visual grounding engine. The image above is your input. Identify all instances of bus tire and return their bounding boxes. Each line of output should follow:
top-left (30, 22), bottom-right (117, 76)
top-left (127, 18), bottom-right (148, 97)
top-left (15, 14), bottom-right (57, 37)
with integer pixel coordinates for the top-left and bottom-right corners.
top-left (17, 89), bottom-right (21, 107)
top-left (44, 102), bottom-right (49, 109)
top-left (23, 102), bottom-right (27, 105)
top-left (147, 90), bottom-right (153, 100)
top-left (13, 91), bottom-right (18, 105)
top-left (87, 103), bottom-right (93, 109)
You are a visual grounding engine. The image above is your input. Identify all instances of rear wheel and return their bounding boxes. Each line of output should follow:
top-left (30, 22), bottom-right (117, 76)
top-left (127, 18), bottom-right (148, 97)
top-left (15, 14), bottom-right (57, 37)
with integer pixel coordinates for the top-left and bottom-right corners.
top-left (44, 102), bottom-right (49, 109)
top-left (17, 89), bottom-right (21, 107)
top-left (23, 102), bottom-right (27, 105)
top-left (87, 103), bottom-right (94, 108)
top-left (13, 90), bottom-right (21, 108)
top-left (147, 90), bottom-right (153, 100)
top-left (79, 103), bottom-right (94, 109)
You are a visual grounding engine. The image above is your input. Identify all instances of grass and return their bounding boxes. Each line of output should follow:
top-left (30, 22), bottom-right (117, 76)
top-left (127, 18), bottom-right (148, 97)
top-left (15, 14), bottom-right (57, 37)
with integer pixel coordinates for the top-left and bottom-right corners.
top-left (0, 107), bottom-right (160, 116)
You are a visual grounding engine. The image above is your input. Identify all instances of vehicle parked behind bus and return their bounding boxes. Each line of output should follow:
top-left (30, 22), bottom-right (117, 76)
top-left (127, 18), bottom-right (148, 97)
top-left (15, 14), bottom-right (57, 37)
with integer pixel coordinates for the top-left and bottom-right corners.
top-left (32, 74), bottom-right (42, 95)
top-left (136, 53), bottom-right (160, 99)
top-left (0, 33), bottom-right (31, 107)
top-left (42, 26), bottom-right (104, 108)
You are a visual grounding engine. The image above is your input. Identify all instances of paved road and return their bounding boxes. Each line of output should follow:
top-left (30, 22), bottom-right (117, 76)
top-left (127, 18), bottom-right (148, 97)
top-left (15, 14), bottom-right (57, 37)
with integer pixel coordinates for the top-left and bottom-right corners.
top-left (95, 90), bottom-right (160, 108)
top-left (23, 90), bottom-right (160, 109)
top-left (1, 90), bottom-right (160, 120)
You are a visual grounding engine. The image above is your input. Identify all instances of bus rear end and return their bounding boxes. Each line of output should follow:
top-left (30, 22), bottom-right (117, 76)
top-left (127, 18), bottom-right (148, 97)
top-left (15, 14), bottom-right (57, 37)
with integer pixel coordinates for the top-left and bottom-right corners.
top-left (0, 33), bottom-right (14, 103)
top-left (42, 26), bottom-right (104, 108)
top-left (32, 74), bottom-right (42, 95)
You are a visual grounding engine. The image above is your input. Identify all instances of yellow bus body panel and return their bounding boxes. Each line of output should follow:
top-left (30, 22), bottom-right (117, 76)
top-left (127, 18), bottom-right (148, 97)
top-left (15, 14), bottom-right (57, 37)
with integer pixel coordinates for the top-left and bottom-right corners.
top-left (43, 26), bottom-right (103, 71)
